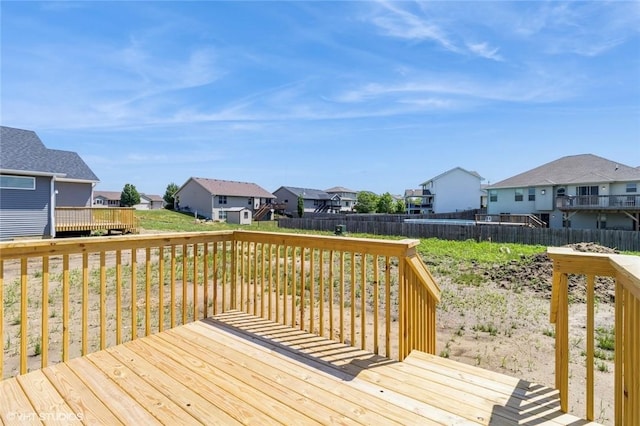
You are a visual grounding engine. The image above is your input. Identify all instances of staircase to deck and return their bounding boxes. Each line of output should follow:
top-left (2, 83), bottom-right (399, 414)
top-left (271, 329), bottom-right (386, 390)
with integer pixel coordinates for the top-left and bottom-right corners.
top-left (0, 311), bottom-right (598, 425)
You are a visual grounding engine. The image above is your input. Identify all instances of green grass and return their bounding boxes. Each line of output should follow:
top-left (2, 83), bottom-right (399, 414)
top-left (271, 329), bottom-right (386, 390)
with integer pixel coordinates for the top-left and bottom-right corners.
top-left (136, 209), bottom-right (281, 233)
top-left (136, 209), bottom-right (636, 270)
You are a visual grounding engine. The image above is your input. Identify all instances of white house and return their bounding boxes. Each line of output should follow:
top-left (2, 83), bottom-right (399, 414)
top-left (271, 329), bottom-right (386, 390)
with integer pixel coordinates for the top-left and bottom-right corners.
top-left (176, 177), bottom-right (275, 221)
top-left (406, 167), bottom-right (484, 214)
top-left (486, 154), bottom-right (640, 230)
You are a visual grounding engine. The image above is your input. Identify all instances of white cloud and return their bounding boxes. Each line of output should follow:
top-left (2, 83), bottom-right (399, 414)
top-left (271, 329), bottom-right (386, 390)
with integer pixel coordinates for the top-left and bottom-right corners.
top-left (466, 42), bottom-right (503, 62)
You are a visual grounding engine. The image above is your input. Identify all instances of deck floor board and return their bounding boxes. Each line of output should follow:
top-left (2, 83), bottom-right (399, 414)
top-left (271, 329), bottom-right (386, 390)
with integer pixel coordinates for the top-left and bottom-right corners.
top-left (0, 310), bottom-right (598, 425)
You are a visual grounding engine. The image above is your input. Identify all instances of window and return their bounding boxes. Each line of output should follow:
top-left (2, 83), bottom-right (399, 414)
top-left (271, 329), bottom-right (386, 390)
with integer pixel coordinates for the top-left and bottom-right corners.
top-left (528, 188), bottom-right (535, 201)
top-left (243, 211), bottom-right (249, 219)
top-left (218, 210), bottom-right (227, 220)
top-left (0, 175), bottom-right (35, 190)
top-left (248, 197), bottom-right (253, 205)
top-left (515, 188), bottom-right (524, 202)
top-left (489, 190), bottom-right (497, 202)
top-left (218, 195), bottom-right (227, 204)
top-left (627, 183), bottom-right (637, 193)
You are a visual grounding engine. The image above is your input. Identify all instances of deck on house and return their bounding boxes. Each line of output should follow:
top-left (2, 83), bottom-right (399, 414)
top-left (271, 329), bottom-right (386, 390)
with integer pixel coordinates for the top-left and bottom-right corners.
top-left (0, 311), bottom-right (596, 426)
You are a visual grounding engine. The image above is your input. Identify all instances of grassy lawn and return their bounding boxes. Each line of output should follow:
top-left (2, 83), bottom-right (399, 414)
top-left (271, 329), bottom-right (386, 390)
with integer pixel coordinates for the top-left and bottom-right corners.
top-left (136, 209), bottom-right (547, 268)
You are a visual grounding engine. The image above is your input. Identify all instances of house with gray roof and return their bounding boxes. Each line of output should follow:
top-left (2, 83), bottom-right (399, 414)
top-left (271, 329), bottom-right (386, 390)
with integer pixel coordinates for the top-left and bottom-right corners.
top-left (487, 154), bottom-right (640, 230)
top-left (0, 126), bottom-right (99, 240)
top-left (175, 177), bottom-right (275, 221)
top-left (273, 186), bottom-right (343, 216)
top-left (324, 186), bottom-right (358, 212)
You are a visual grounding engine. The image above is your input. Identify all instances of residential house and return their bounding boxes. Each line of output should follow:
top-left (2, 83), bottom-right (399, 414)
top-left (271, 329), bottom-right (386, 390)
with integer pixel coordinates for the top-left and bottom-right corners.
top-left (406, 167), bottom-right (484, 214)
top-left (175, 177), bottom-right (275, 221)
top-left (273, 186), bottom-right (341, 216)
top-left (486, 154), bottom-right (640, 230)
top-left (94, 190), bottom-right (121, 207)
top-left (134, 194), bottom-right (164, 210)
top-left (325, 186), bottom-right (358, 212)
top-left (0, 126), bottom-right (99, 240)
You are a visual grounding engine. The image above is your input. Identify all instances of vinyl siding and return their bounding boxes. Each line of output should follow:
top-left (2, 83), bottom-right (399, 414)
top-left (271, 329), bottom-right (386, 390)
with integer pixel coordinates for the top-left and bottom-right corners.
top-left (0, 176), bottom-right (51, 240)
top-left (55, 181), bottom-right (92, 207)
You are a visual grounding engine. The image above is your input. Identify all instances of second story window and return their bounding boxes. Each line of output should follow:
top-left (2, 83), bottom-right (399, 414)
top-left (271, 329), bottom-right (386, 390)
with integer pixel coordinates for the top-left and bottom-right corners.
top-left (515, 188), bottom-right (524, 202)
top-left (627, 183), bottom-right (637, 193)
top-left (489, 190), bottom-right (497, 202)
top-left (528, 188), bottom-right (535, 201)
top-left (218, 195), bottom-right (227, 204)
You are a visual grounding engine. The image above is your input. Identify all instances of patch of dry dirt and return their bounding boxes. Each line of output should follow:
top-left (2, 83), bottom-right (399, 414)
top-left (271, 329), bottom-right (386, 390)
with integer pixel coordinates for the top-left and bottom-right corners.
top-left (433, 242), bottom-right (619, 424)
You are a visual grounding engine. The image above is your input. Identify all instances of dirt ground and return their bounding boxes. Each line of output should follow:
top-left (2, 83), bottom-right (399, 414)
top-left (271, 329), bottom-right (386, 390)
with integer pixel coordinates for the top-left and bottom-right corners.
top-left (431, 242), bottom-right (618, 425)
top-left (1, 239), bottom-right (619, 424)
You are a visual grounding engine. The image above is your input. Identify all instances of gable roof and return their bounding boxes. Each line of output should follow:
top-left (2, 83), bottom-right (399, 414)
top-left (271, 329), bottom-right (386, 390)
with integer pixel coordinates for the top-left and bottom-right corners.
top-left (0, 126), bottom-right (99, 182)
top-left (325, 186), bottom-right (357, 194)
top-left (275, 186), bottom-right (331, 200)
top-left (489, 154), bottom-right (640, 189)
top-left (94, 190), bottom-right (122, 200)
top-left (141, 194), bottom-right (164, 202)
top-left (185, 177), bottom-right (274, 198)
top-left (420, 167), bottom-right (483, 186)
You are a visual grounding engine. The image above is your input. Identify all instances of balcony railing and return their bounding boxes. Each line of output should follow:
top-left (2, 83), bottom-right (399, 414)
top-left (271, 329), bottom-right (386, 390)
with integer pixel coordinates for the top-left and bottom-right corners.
top-left (0, 231), bottom-right (439, 379)
top-left (55, 207), bottom-right (138, 234)
top-left (475, 213), bottom-right (546, 227)
top-left (556, 194), bottom-right (640, 210)
top-left (548, 247), bottom-right (640, 424)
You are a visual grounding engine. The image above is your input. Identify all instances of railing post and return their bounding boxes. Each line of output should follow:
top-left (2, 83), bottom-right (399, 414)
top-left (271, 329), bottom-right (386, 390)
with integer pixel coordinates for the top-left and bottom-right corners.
top-left (553, 270), bottom-right (569, 413)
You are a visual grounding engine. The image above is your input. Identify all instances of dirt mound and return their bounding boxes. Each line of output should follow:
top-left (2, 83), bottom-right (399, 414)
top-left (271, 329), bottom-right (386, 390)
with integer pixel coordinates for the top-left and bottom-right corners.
top-left (486, 242), bottom-right (618, 303)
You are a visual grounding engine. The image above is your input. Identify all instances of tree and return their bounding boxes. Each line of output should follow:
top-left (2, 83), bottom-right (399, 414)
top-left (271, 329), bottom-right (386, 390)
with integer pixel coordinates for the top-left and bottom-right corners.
top-left (354, 191), bottom-right (379, 213)
top-left (120, 183), bottom-right (141, 207)
top-left (376, 192), bottom-right (395, 213)
top-left (297, 195), bottom-right (304, 218)
top-left (163, 182), bottom-right (179, 209)
top-left (394, 199), bottom-right (407, 214)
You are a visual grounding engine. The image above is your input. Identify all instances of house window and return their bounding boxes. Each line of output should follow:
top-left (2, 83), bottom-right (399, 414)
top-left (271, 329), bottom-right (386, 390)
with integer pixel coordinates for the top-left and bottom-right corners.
top-left (515, 189), bottom-right (524, 202)
top-left (627, 183), bottom-right (637, 193)
top-left (248, 197), bottom-right (253, 205)
top-left (528, 188), bottom-right (535, 201)
top-left (489, 190), bottom-right (497, 202)
top-left (218, 195), bottom-right (227, 205)
top-left (0, 175), bottom-right (35, 190)
top-left (218, 210), bottom-right (227, 220)
top-left (95, 199), bottom-right (104, 205)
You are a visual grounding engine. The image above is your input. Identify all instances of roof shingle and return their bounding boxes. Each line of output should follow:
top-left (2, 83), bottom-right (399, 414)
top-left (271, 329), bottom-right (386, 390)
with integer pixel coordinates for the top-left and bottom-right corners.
top-left (489, 154), bottom-right (640, 188)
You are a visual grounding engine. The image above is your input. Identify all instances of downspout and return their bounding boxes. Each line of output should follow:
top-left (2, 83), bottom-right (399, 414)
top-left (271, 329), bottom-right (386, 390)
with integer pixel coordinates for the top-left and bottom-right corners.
top-left (50, 177), bottom-right (57, 238)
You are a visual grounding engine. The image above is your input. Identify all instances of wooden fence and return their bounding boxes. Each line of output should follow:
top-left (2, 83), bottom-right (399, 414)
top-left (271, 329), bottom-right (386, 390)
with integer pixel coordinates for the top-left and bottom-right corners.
top-left (278, 218), bottom-right (640, 251)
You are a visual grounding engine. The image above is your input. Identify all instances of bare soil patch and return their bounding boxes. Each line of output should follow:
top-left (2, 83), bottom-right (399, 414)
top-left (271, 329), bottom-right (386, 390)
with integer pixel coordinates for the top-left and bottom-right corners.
top-left (433, 242), bottom-right (618, 424)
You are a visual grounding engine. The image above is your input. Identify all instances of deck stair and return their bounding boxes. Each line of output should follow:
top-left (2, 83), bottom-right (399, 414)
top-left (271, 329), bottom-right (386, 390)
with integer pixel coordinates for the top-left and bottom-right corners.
top-left (0, 311), bottom-right (598, 425)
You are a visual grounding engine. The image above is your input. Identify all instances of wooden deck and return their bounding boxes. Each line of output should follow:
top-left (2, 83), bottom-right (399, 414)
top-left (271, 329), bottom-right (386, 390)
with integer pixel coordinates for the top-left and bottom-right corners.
top-left (0, 311), bottom-right (598, 426)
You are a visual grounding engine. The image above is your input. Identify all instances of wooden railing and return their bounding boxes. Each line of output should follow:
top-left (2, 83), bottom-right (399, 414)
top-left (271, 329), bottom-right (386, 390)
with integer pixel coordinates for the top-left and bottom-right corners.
top-left (0, 231), bottom-right (440, 379)
top-left (556, 195), bottom-right (640, 210)
top-left (548, 247), bottom-right (640, 424)
top-left (55, 207), bottom-right (138, 233)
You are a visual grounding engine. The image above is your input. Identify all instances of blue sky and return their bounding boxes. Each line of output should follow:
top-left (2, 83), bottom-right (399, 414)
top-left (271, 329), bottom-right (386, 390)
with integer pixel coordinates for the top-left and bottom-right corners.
top-left (2, 1), bottom-right (639, 197)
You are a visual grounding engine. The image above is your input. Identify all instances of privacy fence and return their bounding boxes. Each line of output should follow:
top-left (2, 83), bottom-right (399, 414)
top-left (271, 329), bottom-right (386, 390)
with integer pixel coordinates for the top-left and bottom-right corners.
top-left (278, 217), bottom-right (640, 251)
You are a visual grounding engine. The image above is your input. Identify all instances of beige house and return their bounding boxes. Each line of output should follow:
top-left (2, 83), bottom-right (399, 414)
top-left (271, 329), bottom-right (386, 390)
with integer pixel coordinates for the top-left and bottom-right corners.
top-left (176, 177), bottom-right (275, 221)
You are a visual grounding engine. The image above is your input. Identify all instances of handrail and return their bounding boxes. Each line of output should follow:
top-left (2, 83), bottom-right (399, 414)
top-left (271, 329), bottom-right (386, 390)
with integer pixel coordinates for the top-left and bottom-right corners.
top-left (548, 247), bottom-right (640, 425)
top-left (0, 231), bottom-right (439, 379)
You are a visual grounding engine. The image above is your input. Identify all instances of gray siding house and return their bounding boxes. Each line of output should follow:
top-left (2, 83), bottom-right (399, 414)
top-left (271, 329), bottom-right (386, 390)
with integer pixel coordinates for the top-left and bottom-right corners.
top-left (0, 126), bottom-right (99, 240)
top-left (175, 177), bottom-right (274, 221)
top-left (487, 154), bottom-right (640, 230)
top-left (273, 186), bottom-right (341, 216)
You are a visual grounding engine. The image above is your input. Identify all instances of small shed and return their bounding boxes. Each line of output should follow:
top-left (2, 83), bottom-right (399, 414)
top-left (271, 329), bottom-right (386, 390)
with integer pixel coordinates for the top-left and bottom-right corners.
top-left (226, 207), bottom-right (252, 225)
